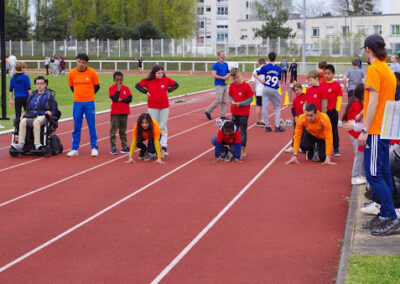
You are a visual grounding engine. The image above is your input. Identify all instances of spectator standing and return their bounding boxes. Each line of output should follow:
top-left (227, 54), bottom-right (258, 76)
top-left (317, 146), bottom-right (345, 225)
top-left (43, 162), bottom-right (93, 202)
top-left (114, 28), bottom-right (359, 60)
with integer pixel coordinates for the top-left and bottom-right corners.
top-left (205, 51), bottom-right (230, 120)
top-left (288, 58), bottom-right (298, 83)
top-left (390, 54), bottom-right (400, 73)
top-left (358, 35), bottom-right (400, 236)
top-left (280, 57), bottom-right (288, 84)
top-left (67, 54), bottom-right (100, 157)
top-left (343, 58), bottom-right (366, 98)
top-left (249, 58), bottom-right (267, 127)
top-left (9, 62), bottom-right (31, 122)
top-left (8, 53), bottom-right (17, 77)
top-left (44, 56), bottom-right (50, 75)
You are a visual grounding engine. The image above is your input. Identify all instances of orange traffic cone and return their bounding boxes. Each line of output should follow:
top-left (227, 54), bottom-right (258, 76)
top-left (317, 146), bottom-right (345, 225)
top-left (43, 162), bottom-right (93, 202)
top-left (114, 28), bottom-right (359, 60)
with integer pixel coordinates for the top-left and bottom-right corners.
top-left (284, 92), bottom-right (290, 105)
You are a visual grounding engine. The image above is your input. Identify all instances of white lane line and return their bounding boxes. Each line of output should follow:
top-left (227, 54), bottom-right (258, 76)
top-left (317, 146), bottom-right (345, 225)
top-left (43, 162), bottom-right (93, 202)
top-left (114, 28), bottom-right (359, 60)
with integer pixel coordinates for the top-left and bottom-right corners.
top-left (0, 106), bottom-right (208, 173)
top-left (151, 140), bottom-right (292, 284)
top-left (0, 119), bottom-right (217, 208)
top-left (0, 147), bottom-right (214, 273)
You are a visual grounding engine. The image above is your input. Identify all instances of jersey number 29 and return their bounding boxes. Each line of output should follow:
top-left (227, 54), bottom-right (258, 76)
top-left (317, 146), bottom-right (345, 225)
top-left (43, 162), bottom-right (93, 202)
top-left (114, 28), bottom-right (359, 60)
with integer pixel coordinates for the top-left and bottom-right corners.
top-left (265, 75), bottom-right (279, 87)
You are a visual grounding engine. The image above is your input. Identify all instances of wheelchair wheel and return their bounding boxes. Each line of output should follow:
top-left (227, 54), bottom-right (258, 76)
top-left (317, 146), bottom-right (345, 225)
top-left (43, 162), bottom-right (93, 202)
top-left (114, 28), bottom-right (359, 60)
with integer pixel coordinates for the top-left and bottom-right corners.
top-left (50, 135), bottom-right (62, 155)
top-left (58, 144), bottom-right (63, 154)
top-left (43, 145), bottom-right (52, 157)
top-left (9, 148), bottom-right (19, 157)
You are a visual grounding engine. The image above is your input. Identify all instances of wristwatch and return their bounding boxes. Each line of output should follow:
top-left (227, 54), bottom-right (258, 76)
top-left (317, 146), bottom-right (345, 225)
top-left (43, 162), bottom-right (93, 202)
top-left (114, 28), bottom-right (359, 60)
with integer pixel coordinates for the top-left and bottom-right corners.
top-left (361, 128), bottom-right (368, 134)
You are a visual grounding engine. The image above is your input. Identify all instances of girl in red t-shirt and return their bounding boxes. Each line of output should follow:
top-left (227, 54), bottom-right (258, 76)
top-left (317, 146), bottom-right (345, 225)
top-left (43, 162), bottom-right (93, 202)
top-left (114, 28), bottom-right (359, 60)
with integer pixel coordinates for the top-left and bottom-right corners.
top-left (342, 83), bottom-right (365, 185)
top-left (135, 65), bottom-right (179, 157)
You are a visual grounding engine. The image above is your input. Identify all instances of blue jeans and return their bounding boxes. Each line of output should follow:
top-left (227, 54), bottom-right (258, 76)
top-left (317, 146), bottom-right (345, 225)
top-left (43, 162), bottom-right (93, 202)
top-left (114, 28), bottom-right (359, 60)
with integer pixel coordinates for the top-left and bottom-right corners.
top-left (72, 101), bottom-right (98, 150)
top-left (364, 135), bottom-right (397, 219)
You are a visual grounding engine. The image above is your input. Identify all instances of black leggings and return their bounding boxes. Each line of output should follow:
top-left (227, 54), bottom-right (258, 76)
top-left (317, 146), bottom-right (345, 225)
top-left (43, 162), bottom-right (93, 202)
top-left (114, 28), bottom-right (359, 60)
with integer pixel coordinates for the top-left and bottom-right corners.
top-left (300, 129), bottom-right (326, 162)
top-left (14, 97), bottom-right (28, 124)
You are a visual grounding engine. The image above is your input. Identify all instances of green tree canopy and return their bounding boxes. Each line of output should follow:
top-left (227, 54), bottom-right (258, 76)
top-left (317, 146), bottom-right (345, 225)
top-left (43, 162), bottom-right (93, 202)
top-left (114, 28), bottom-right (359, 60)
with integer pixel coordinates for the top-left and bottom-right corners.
top-left (35, 0), bottom-right (70, 40)
top-left (5, 9), bottom-right (30, 40)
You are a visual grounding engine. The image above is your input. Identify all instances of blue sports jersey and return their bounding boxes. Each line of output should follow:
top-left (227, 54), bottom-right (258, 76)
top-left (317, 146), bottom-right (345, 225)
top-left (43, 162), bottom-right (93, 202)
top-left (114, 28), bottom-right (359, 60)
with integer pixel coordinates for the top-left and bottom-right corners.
top-left (212, 61), bottom-right (229, 86)
top-left (257, 63), bottom-right (281, 89)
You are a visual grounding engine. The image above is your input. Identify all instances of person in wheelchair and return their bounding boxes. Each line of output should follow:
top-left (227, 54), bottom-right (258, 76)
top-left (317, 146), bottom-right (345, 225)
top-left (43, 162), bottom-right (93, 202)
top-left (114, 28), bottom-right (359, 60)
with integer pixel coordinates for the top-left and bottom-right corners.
top-left (12, 76), bottom-right (58, 152)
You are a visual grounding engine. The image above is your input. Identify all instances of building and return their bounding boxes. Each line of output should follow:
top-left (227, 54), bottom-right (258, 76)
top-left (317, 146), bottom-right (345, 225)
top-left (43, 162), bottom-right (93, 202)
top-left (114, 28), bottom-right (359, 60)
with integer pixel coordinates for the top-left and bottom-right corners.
top-left (196, 0), bottom-right (258, 54)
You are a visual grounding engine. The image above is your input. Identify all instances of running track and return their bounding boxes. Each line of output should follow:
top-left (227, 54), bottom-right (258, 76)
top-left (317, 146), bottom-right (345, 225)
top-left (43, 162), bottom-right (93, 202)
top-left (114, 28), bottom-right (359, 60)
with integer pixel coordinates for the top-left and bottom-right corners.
top-left (0, 89), bottom-right (353, 283)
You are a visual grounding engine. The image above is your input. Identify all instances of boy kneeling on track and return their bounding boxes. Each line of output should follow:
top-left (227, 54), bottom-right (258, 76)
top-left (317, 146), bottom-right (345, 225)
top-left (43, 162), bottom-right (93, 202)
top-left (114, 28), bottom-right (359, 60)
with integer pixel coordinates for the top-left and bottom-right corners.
top-left (126, 113), bottom-right (164, 164)
top-left (211, 120), bottom-right (242, 163)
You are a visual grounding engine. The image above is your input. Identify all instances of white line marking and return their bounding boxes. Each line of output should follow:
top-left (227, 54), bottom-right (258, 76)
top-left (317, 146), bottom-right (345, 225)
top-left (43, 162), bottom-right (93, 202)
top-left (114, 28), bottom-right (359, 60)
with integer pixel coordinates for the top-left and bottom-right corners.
top-left (151, 140), bottom-right (292, 284)
top-left (0, 119), bottom-right (216, 208)
top-left (0, 147), bottom-right (214, 273)
top-left (0, 106), bottom-right (207, 173)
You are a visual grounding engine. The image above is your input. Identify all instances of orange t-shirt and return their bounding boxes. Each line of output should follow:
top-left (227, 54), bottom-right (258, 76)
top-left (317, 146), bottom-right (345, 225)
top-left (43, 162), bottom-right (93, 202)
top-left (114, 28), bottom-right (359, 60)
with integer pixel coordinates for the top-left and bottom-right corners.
top-left (319, 70), bottom-right (325, 83)
top-left (293, 112), bottom-right (333, 157)
top-left (68, 66), bottom-right (100, 102)
top-left (132, 119), bottom-right (162, 140)
top-left (363, 59), bottom-right (396, 135)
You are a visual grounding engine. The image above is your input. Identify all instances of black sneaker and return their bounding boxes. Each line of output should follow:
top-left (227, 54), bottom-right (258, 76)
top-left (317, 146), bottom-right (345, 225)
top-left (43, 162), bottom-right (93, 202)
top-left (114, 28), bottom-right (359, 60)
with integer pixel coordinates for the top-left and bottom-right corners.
top-left (205, 111), bottom-right (212, 120)
top-left (225, 151), bottom-right (234, 162)
top-left (110, 148), bottom-right (118, 155)
top-left (120, 146), bottom-right (130, 153)
top-left (275, 126), bottom-right (285, 132)
top-left (259, 122), bottom-right (266, 127)
top-left (371, 218), bottom-right (400, 236)
top-left (265, 125), bottom-right (272, 132)
top-left (256, 122), bottom-right (261, 127)
top-left (162, 146), bottom-right (169, 157)
top-left (362, 215), bottom-right (384, 230)
top-left (220, 116), bottom-right (228, 120)
top-left (138, 150), bottom-right (146, 160)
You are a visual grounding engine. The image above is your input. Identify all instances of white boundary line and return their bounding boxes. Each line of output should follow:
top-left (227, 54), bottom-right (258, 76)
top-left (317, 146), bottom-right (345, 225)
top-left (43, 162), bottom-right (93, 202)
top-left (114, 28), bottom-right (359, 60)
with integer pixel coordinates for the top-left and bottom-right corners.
top-left (0, 89), bottom-right (214, 136)
top-left (0, 118), bottom-right (217, 208)
top-left (0, 106), bottom-right (208, 173)
top-left (151, 140), bottom-right (292, 284)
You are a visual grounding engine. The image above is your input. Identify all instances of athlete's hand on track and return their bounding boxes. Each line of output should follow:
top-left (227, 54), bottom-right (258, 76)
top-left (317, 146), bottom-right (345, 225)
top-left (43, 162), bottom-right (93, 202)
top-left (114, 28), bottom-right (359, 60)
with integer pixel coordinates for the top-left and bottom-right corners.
top-left (285, 156), bottom-right (299, 165)
top-left (213, 158), bottom-right (222, 163)
top-left (154, 158), bottom-right (165, 164)
top-left (126, 156), bottom-right (136, 163)
top-left (233, 159), bottom-right (242, 163)
top-left (322, 156), bottom-right (336, 165)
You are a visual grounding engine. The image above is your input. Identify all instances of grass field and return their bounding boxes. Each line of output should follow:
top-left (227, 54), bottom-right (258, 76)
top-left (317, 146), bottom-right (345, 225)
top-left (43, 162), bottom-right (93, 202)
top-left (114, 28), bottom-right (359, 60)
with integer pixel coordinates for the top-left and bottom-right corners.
top-left (1, 73), bottom-right (213, 130)
top-left (346, 256), bottom-right (400, 283)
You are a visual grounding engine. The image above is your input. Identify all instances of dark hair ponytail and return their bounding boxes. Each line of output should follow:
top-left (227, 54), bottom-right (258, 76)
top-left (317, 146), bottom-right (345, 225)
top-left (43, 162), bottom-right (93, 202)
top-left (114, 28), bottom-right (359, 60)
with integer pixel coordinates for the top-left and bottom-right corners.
top-left (342, 83), bottom-right (364, 121)
top-left (136, 113), bottom-right (154, 143)
top-left (370, 40), bottom-right (387, 61)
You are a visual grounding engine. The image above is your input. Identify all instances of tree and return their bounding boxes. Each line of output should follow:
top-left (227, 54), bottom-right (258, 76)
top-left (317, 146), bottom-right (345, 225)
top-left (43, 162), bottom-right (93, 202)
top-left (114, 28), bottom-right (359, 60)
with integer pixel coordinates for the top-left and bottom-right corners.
top-left (333, 0), bottom-right (380, 16)
top-left (5, 9), bottom-right (30, 40)
top-left (35, 0), bottom-right (70, 40)
top-left (131, 20), bottom-right (166, 40)
top-left (294, 0), bottom-right (330, 17)
top-left (254, 0), bottom-right (294, 39)
top-left (256, 0), bottom-right (292, 20)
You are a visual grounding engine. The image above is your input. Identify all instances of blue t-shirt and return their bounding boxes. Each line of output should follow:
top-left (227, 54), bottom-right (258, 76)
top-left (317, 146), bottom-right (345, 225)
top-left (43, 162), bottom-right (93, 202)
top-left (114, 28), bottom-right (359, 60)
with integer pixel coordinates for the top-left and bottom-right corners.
top-left (212, 61), bottom-right (229, 86)
top-left (281, 61), bottom-right (287, 71)
top-left (9, 73), bottom-right (31, 98)
top-left (257, 63), bottom-right (281, 89)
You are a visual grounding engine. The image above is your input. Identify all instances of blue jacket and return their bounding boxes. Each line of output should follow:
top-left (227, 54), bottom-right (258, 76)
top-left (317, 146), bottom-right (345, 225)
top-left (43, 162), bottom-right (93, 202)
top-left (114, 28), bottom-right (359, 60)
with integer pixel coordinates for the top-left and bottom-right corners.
top-left (25, 90), bottom-right (57, 117)
top-left (9, 73), bottom-right (31, 98)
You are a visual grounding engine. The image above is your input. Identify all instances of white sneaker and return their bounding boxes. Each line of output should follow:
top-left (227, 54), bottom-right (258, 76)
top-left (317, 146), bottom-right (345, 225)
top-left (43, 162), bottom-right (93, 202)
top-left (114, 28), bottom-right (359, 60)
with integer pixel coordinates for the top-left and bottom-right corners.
top-left (360, 202), bottom-right (380, 215)
top-left (67, 150), bottom-right (79, 157)
top-left (91, 148), bottom-right (98, 157)
top-left (285, 146), bottom-right (293, 153)
top-left (351, 176), bottom-right (367, 185)
top-left (35, 144), bottom-right (43, 150)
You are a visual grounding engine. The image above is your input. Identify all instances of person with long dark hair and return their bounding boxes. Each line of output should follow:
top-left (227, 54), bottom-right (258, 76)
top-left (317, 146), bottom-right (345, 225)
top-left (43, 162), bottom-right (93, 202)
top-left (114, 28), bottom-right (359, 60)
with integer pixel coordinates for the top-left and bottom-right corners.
top-left (126, 113), bottom-right (164, 164)
top-left (135, 64), bottom-right (178, 157)
top-left (358, 34), bottom-right (400, 236)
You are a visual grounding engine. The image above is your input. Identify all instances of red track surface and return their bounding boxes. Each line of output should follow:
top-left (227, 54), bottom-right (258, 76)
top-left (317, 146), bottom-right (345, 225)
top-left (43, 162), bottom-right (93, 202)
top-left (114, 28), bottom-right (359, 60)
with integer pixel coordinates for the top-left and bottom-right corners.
top-left (0, 89), bottom-right (352, 283)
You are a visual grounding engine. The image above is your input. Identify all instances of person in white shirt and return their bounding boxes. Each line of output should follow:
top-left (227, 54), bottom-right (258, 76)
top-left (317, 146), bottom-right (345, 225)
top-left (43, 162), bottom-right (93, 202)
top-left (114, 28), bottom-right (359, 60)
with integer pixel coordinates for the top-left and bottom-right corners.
top-left (8, 53), bottom-right (17, 77)
top-left (248, 58), bottom-right (266, 127)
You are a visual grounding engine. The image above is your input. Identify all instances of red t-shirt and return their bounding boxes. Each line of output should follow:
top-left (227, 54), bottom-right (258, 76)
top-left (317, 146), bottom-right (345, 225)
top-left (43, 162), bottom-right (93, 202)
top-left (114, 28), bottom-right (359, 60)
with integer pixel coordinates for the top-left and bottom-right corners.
top-left (347, 100), bottom-right (363, 139)
top-left (292, 93), bottom-right (306, 117)
top-left (305, 86), bottom-right (325, 111)
top-left (320, 81), bottom-right (343, 111)
top-left (109, 84), bottom-right (131, 115)
top-left (228, 81), bottom-right (254, 116)
top-left (139, 76), bottom-right (176, 109)
top-left (216, 128), bottom-right (241, 144)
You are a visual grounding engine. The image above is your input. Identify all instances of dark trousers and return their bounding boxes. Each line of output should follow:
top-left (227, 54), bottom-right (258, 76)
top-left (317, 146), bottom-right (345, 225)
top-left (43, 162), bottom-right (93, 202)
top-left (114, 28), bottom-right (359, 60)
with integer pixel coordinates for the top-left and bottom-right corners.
top-left (211, 136), bottom-right (238, 156)
top-left (14, 97), bottom-right (28, 124)
top-left (281, 71), bottom-right (287, 83)
top-left (290, 71), bottom-right (297, 83)
top-left (137, 141), bottom-right (156, 154)
top-left (110, 114), bottom-right (128, 149)
top-left (232, 114), bottom-right (248, 148)
top-left (45, 65), bottom-right (49, 75)
top-left (347, 89), bottom-right (354, 99)
top-left (327, 109), bottom-right (339, 153)
top-left (300, 129), bottom-right (326, 162)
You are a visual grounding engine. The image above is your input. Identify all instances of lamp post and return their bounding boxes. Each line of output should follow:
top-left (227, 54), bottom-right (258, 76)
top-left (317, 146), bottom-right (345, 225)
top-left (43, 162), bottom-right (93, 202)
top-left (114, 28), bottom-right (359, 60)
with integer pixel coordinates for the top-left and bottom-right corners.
top-left (302, 0), bottom-right (306, 63)
top-left (0, 0), bottom-right (9, 120)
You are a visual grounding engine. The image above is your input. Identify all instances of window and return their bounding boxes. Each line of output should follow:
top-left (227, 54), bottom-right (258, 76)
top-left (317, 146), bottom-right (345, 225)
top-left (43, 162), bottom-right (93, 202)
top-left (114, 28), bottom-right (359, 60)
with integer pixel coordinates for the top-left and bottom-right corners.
top-left (198, 0), bottom-right (204, 2)
top-left (357, 25), bottom-right (366, 33)
top-left (197, 7), bottom-right (204, 15)
top-left (241, 29), bottom-right (248, 40)
top-left (342, 26), bottom-right (349, 36)
top-left (217, 33), bottom-right (228, 42)
top-left (246, 1), bottom-right (249, 7)
top-left (217, 7), bottom-right (228, 15)
top-left (216, 25), bottom-right (228, 29)
top-left (206, 6), bottom-right (211, 12)
top-left (312, 27), bottom-right (319, 37)
top-left (374, 25), bottom-right (382, 35)
top-left (326, 26), bottom-right (334, 37)
top-left (392, 25), bottom-right (400, 35)
top-left (198, 21), bottom-right (204, 29)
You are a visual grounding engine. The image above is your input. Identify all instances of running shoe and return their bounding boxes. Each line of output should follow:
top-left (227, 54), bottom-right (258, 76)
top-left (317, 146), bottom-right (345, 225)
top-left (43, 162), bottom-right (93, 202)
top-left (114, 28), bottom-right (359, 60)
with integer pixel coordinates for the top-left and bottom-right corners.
top-left (285, 146), bottom-right (293, 153)
top-left (138, 150), bottom-right (146, 160)
top-left (334, 151), bottom-right (341, 157)
top-left (371, 218), bottom-right (400, 236)
top-left (225, 151), bottom-right (234, 162)
top-left (362, 215), bottom-right (385, 230)
top-left (144, 152), bottom-right (157, 161)
top-left (275, 126), bottom-right (285, 132)
top-left (162, 146), bottom-right (169, 157)
top-left (12, 143), bottom-right (24, 151)
top-left (351, 176), bottom-right (367, 185)
top-left (204, 111), bottom-right (212, 120)
top-left (110, 148), bottom-right (118, 155)
top-left (67, 150), bottom-right (79, 157)
top-left (120, 146), bottom-right (130, 154)
top-left (91, 148), bottom-right (98, 157)
top-left (265, 125), bottom-right (272, 132)
top-left (360, 202), bottom-right (380, 215)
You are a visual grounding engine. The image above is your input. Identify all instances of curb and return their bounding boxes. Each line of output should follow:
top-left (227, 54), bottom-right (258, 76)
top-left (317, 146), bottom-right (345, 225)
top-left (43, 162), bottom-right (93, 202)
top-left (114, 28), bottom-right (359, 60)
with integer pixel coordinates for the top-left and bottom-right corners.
top-left (336, 184), bottom-right (358, 284)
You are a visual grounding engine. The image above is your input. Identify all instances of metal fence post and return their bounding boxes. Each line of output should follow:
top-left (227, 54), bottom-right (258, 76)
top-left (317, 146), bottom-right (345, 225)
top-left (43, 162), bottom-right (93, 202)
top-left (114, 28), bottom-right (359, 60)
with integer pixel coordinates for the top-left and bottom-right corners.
top-left (127, 61), bottom-right (130, 71)
top-left (118, 39), bottom-right (121, 58)
top-left (86, 39), bottom-right (89, 55)
top-left (9, 40), bottom-right (12, 55)
top-left (20, 40), bottom-right (23, 57)
top-left (182, 38), bottom-right (185, 58)
top-left (246, 44), bottom-right (248, 56)
top-left (139, 39), bottom-right (142, 57)
top-left (53, 39), bottom-right (56, 55)
top-left (172, 39), bottom-right (175, 57)
top-left (350, 36), bottom-right (354, 56)
top-left (97, 39), bottom-right (99, 57)
top-left (42, 42), bottom-right (45, 57)
top-left (107, 39), bottom-right (110, 58)
top-left (99, 61), bottom-right (102, 70)
top-left (115, 61), bottom-right (117, 70)
top-left (69, 61), bottom-right (71, 70)
top-left (278, 37), bottom-right (281, 54)
top-left (329, 37), bottom-right (333, 56)
top-left (75, 39), bottom-right (77, 56)
top-left (150, 39), bottom-right (153, 57)
top-left (161, 38), bottom-right (164, 57)
top-left (178, 61), bottom-right (181, 71)
top-left (235, 45), bottom-right (238, 56)
top-left (31, 40), bottom-right (34, 57)
top-left (64, 39), bottom-right (67, 56)
top-left (129, 39), bottom-right (132, 58)
top-left (267, 37), bottom-right (270, 55)
top-left (256, 44), bottom-right (258, 56)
